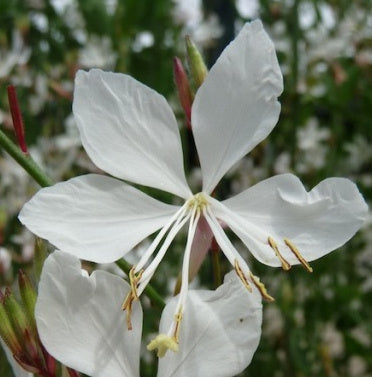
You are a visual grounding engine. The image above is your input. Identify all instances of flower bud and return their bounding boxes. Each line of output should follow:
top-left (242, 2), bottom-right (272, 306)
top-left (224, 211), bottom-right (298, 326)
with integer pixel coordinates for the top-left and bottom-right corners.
top-left (185, 36), bottom-right (208, 89)
top-left (173, 57), bottom-right (193, 129)
top-left (7, 85), bottom-right (28, 154)
top-left (18, 270), bottom-right (37, 332)
top-left (0, 291), bottom-right (22, 355)
top-left (34, 237), bottom-right (48, 280)
top-left (1, 288), bottom-right (30, 341)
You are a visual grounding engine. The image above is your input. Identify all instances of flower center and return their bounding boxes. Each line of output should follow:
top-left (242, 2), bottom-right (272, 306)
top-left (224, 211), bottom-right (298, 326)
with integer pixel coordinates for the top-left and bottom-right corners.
top-left (186, 192), bottom-right (209, 213)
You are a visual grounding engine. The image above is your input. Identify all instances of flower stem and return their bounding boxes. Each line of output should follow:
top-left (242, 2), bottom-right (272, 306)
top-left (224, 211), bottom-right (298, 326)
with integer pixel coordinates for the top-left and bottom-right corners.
top-left (115, 259), bottom-right (165, 309)
top-left (0, 129), bottom-right (53, 187)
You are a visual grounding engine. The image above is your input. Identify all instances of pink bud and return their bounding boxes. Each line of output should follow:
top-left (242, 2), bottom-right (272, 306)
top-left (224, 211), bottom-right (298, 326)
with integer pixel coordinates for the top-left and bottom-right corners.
top-left (173, 57), bottom-right (193, 129)
top-left (7, 85), bottom-right (28, 153)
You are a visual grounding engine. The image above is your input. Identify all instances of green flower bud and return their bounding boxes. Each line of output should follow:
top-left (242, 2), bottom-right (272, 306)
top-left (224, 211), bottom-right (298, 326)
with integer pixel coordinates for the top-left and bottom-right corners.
top-left (2, 288), bottom-right (30, 341)
top-left (185, 36), bottom-right (208, 89)
top-left (18, 270), bottom-right (37, 332)
top-left (0, 291), bottom-right (22, 355)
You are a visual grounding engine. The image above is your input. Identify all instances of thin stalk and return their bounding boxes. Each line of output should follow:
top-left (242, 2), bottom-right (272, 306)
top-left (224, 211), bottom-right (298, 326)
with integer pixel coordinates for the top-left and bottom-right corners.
top-left (0, 129), bottom-right (53, 187)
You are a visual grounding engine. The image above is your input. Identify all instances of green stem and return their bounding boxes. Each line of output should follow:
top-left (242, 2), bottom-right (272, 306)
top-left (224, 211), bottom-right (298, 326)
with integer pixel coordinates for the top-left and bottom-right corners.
top-left (115, 259), bottom-right (165, 309)
top-left (0, 129), bottom-right (53, 187)
top-left (0, 127), bottom-right (165, 309)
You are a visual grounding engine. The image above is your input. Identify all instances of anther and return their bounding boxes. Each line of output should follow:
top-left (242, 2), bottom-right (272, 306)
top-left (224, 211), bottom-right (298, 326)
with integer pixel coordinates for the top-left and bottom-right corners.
top-left (234, 260), bottom-right (252, 292)
top-left (129, 268), bottom-right (143, 300)
top-left (249, 272), bottom-right (275, 302)
top-left (122, 267), bottom-right (144, 330)
top-left (121, 292), bottom-right (134, 330)
top-left (268, 236), bottom-right (291, 271)
top-left (284, 238), bottom-right (313, 273)
top-left (173, 308), bottom-right (183, 343)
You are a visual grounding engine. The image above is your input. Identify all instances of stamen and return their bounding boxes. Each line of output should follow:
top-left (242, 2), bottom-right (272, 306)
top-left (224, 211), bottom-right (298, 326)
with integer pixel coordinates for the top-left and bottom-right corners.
top-left (203, 208), bottom-right (238, 266)
top-left (148, 207), bottom-right (200, 358)
top-left (284, 238), bottom-right (313, 273)
top-left (147, 307), bottom-right (184, 358)
top-left (121, 268), bottom-right (143, 330)
top-left (135, 204), bottom-right (188, 273)
top-left (234, 260), bottom-right (252, 292)
top-left (121, 293), bottom-right (134, 330)
top-left (136, 210), bottom-right (192, 296)
top-left (129, 268), bottom-right (143, 300)
top-left (249, 272), bottom-right (275, 302)
top-left (204, 208), bottom-right (271, 302)
top-left (173, 307), bottom-right (183, 342)
top-left (268, 236), bottom-right (291, 271)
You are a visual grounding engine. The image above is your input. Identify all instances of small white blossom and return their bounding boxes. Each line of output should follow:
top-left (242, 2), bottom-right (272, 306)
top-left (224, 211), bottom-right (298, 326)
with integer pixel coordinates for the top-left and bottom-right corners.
top-left (20, 20), bottom-right (367, 355)
top-left (0, 31), bottom-right (30, 79)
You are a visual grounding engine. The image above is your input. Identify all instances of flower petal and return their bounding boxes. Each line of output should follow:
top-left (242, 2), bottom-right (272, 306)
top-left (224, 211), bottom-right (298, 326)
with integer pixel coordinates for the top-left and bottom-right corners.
top-left (211, 174), bottom-right (368, 267)
top-left (19, 174), bottom-right (180, 263)
top-left (35, 251), bottom-right (141, 377)
top-left (157, 271), bottom-right (262, 377)
top-left (0, 339), bottom-right (33, 377)
top-left (73, 69), bottom-right (191, 198)
top-left (192, 20), bottom-right (283, 194)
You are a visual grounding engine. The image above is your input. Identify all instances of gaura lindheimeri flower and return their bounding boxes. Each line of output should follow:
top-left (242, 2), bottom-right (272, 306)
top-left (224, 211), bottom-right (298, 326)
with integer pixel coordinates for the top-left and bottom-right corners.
top-left (20, 20), bottom-right (368, 354)
top-left (36, 251), bottom-right (262, 377)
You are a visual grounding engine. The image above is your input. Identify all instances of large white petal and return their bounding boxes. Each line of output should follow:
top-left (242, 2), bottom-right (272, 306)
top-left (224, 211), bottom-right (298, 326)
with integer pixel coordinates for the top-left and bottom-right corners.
top-left (157, 271), bottom-right (262, 377)
top-left (211, 174), bottom-right (368, 267)
top-left (35, 251), bottom-right (141, 377)
top-left (19, 174), bottom-right (180, 263)
top-left (0, 339), bottom-right (33, 377)
top-left (73, 69), bottom-right (191, 198)
top-left (192, 20), bottom-right (283, 194)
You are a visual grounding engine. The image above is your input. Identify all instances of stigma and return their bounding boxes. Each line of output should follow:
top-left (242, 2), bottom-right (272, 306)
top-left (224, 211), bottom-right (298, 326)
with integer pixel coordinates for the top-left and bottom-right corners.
top-left (147, 334), bottom-right (179, 357)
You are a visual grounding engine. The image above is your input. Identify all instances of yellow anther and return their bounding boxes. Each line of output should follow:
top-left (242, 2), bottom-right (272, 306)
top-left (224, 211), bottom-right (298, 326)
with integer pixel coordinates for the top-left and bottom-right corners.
top-left (147, 334), bottom-right (179, 358)
top-left (234, 260), bottom-right (252, 292)
top-left (268, 236), bottom-right (291, 271)
top-left (284, 238), bottom-right (313, 273)
top-left (173, 308), bottom-right (183, 342)
top-left (129, 267), bottom-right (144, 300)
top-left (121, 292), bottom-right (134, 330)
top-left (121, 267), bottom-right (144, 330)
top-left (249, 272), bottom-right (275, 302)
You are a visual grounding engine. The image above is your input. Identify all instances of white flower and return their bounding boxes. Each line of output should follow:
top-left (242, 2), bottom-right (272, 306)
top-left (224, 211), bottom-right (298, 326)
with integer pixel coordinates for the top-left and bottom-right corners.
top-left (0, 247), bottom-right (11, 274)
top-left (79, 35), bottom-right (117, 69)
top-left (35, 251), bottom-right (262, 376)
top-left (19, 20), bottom-right (368, 354)
top-left (0, 31), bottom-right (30, 79)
